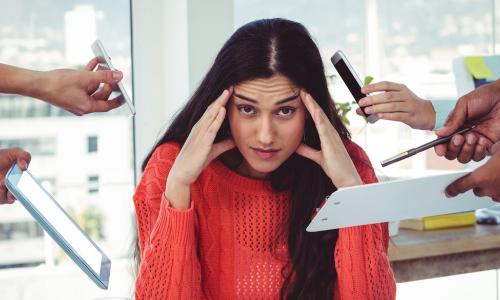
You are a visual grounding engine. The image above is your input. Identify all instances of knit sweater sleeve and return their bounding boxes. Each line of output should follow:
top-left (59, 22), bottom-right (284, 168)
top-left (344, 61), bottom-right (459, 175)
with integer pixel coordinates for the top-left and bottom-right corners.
top-left (335, 143), bottom-right (396, 300)
top-left (133, 143), bottom-right (204, 299)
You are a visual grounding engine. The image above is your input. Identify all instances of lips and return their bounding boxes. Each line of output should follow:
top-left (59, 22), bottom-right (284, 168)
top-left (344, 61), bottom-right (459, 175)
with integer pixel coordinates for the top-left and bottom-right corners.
top-left (251, 147), bottom-right (279, 159)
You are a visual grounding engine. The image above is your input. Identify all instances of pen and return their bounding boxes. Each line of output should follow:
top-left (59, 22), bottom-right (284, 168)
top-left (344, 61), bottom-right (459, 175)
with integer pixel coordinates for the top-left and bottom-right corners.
top-left (381, 126), bottom-right (475, 167)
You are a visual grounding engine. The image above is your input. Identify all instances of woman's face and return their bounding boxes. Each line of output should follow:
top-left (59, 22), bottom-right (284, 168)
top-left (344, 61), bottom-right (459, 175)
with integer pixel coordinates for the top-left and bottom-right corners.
top-left (228, 74), bottom-right (306, 179)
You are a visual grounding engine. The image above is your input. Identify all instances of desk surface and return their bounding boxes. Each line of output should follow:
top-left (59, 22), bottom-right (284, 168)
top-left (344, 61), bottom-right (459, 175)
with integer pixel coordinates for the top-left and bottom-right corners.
top-left (388, 224), bottom-right (500, 282)
top-left (389, 224), bottom-right (500, 261)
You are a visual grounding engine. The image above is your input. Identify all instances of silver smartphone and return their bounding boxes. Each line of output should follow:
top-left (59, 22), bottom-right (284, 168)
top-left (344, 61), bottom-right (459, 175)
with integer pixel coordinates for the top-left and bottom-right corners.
top-left (91, 39), bottom-right (136, 116)
top-left (5, 163), bottom-right (111, 289)
top-left (331, 50), bottom-right (378, 124)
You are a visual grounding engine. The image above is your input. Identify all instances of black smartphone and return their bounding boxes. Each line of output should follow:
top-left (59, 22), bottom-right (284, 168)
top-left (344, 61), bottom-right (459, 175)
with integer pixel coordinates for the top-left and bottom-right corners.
top-left (331, 50), bottom-right (378, 123)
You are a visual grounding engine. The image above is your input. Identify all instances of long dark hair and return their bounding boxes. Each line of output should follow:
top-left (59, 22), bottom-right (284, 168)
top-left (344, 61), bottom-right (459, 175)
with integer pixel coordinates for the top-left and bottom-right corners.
top-left (142, 18), bottom-right (350, 299)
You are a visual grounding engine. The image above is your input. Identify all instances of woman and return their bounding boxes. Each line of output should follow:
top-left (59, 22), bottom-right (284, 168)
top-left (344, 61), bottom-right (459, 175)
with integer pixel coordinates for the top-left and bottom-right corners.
top-left (134, 18), bottom-right (396, 299)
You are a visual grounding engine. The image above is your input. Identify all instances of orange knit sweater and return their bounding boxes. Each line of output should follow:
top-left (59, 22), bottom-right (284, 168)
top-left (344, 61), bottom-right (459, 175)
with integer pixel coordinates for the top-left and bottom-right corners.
top-left (133, 141), bottom-right (396, 299)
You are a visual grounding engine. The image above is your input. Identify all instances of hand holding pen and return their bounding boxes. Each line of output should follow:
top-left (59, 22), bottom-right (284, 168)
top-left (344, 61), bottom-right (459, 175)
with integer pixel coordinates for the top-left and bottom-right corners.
top-left (381, 126), bottom-right (475, 167)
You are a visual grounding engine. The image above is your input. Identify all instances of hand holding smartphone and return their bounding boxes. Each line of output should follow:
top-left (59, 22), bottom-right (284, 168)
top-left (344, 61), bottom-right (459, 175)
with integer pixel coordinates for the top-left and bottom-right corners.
top-left (91, 40), bottom-right (136, 116)
top-left (331, 50), bottom-right (378, 123)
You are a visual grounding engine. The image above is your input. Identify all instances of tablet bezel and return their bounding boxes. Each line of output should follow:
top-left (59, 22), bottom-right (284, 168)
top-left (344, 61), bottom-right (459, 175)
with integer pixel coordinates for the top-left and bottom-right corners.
top-left (5, 163), bottom-right (111, 289)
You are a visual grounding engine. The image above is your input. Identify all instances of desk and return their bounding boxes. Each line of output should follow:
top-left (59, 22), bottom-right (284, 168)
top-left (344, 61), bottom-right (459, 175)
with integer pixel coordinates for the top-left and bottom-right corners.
top-left (388, 224), bottom-right (500, 282)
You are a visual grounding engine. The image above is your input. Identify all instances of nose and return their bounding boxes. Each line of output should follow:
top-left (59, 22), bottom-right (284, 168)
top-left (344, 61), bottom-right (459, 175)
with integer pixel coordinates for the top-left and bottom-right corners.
top-left (256, 116), bottom-right (275, 146)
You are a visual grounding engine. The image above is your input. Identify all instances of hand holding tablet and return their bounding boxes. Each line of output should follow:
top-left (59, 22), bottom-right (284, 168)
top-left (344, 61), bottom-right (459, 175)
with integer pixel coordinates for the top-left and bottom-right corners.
top-left (4, 163), bottom-right (111, 289)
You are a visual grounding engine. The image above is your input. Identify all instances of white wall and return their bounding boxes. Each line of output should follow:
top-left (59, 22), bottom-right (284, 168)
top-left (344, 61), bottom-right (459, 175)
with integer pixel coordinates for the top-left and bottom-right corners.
top-left (132, 0), bottom-right (234, 179)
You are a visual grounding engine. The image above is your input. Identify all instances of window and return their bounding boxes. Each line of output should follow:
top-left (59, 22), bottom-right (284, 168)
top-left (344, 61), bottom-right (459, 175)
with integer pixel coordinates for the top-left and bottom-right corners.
top-left (0, 1), bottom-right (134, 298)
top-left (0, 138), bottom-right (56, 156)
top-left (87, 175), bottom-right (99, 194)
top-left (87, 135), bottom-right (98, 153)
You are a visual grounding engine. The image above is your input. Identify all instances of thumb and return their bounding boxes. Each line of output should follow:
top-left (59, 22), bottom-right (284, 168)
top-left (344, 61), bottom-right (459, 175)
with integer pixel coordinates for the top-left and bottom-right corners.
top-left (90, 70), bottom-right (123, 85)
top-left (7, 148), bottom-right (31, 170)
top-left (436, 99), bottom-right (467, 137)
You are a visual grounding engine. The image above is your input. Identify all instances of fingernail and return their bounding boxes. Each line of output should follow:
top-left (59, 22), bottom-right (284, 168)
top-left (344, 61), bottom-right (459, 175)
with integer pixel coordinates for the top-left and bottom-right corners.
top-left (364, 107), bottom-right (373, 114)
top-left (112, 71), bottom-right (123, 80)
top-left (359, 99), bottom-right (366, 106)
top-left (466, 135), bottom-right (475, 145)
top-left (21, 160), bottom-right (28, 169)
top-left (453, 136), bottom-right (461, 146)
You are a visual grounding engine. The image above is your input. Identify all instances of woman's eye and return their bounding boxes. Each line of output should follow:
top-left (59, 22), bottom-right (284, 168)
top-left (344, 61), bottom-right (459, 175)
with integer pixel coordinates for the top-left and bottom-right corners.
top-left (277, 107), bottom-right (295, 117)
top-left (238, 106), bottom-right (255, 115)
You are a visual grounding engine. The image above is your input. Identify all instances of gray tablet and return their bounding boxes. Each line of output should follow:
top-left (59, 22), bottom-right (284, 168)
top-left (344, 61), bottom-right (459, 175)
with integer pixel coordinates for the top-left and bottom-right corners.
top-left (5, 163), bottom-right (111, 289)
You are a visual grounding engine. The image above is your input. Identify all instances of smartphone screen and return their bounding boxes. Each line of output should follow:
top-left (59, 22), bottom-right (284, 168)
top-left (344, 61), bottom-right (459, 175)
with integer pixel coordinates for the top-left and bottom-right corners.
top-left (331, 51), bottom-right (378, 123)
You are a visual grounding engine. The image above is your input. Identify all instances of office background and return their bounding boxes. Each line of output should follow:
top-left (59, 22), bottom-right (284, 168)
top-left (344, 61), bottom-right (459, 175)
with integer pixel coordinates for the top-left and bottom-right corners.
top-left (0, 0), bottom-right (498, 299)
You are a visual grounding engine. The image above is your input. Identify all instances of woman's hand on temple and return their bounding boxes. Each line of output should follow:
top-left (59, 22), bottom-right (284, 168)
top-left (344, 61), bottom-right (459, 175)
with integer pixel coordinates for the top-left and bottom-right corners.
top-left (166, 88), bottom-right (236, 209)
top-left (296, 90), bottom-right (363, 188)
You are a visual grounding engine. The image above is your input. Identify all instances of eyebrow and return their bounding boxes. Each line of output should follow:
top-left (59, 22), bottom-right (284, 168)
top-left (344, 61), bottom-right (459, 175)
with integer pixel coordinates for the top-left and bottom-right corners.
top-left (234, 93), bottom-right (299, 105)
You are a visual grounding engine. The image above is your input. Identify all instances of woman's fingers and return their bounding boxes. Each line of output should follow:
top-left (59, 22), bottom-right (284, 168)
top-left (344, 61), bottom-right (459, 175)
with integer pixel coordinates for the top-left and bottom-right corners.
top-left (206, 107), bottom-right (227, 139)
top-left (199, 88), bottom-right (233, 129)
top-left (300, 90), bottom-right (329, 131)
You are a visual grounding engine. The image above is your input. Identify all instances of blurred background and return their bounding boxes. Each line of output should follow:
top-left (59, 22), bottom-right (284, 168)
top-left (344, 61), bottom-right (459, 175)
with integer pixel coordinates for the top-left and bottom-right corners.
top-left (0, 0), bottom-right (498, 299)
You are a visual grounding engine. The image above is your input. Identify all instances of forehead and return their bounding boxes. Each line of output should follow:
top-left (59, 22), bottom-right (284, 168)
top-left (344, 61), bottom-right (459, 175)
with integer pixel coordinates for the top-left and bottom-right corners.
top-left (234, 74), bottom-right (299, 100)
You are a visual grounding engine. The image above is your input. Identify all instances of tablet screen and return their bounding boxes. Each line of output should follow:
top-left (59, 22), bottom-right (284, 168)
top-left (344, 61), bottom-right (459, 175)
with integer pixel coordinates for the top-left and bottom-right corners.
top-left (17, 171), bottom-right (103, 274)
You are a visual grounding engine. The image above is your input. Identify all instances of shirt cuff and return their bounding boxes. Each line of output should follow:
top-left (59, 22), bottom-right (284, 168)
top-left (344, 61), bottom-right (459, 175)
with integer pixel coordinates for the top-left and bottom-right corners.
top-left (155, 193), bottom-right (195, 245)
top-left (430, 99), bottom-right (455, 130)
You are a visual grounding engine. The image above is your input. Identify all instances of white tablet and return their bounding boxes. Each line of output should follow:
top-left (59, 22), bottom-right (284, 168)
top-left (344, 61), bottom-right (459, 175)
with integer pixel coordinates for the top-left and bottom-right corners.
top-left (5, 163), bottom-right (111, 289)
top-left (307, 171), bottom-right (496, 232)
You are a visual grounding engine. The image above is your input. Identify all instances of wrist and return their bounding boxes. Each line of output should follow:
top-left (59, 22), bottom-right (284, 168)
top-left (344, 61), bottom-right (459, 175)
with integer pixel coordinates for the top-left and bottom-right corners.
top-left (423, 100), bottom-right (436, 130)
top-left (165, 177), bottom-right (191, 210)
top-left (26, 70), bottom-right (50, 100)
top-left (333, 175), bottom-right (363, 188)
